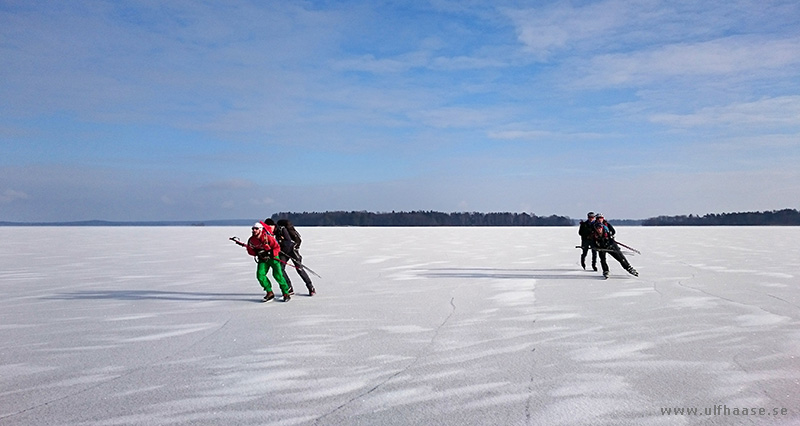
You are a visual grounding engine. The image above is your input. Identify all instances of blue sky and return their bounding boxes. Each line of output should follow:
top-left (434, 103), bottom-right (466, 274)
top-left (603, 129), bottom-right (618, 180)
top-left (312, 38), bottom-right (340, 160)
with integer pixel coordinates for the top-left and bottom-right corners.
top-left (2, 0), bottom-right (799, 222)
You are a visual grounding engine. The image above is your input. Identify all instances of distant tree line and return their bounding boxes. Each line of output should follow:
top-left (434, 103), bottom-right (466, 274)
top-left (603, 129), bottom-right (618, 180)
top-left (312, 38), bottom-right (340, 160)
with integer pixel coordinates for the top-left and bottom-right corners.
top-left (4, 209), bottom-right (797, 227)
top-left (641, 209), bottom-right (800, 226)
top-left (269, 211), bottom-right (574, 226)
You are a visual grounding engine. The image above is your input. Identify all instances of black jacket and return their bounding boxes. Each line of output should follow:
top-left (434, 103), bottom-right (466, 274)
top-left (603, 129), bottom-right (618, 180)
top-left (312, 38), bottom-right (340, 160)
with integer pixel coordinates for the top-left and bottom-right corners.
top-left (276, 220), bottom-right (303, 250)
top-left (578, 220), bottom-right (595, 240)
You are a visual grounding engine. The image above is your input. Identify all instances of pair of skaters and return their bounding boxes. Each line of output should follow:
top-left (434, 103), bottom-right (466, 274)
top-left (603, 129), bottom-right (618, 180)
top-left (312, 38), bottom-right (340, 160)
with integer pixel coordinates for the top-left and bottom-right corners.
top-left (240, 219), bottom-right (316, 302)
top-left (578, 212), bottom-right (638, 278)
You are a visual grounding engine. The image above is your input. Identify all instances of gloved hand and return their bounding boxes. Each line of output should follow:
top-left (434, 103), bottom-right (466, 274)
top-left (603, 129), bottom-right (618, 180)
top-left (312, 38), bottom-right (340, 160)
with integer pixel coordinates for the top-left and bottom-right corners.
top-left (255, 250), bottom-right (271, 262)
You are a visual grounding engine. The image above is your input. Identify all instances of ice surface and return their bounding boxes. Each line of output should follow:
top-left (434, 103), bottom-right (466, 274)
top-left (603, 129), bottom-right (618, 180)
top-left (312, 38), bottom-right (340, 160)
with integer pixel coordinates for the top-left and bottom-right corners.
top-left (1, 226), bottom-right (798, 425)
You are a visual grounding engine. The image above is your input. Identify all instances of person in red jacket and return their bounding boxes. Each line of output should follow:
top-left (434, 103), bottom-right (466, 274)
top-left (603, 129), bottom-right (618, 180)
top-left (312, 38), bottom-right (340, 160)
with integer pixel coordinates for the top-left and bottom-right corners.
top-left (244, 222), bottom-right (292, 302)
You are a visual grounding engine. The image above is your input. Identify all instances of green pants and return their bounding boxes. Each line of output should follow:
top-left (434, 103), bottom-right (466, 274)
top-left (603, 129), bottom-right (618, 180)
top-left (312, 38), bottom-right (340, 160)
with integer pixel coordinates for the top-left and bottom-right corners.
top-left (256, 258), bottom-right (290, 294)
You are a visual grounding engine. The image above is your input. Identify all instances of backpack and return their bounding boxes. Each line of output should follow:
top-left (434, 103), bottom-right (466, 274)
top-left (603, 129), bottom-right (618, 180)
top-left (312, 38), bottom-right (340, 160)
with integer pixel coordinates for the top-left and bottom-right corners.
top-left (278, 219), bottom-right (303, 248)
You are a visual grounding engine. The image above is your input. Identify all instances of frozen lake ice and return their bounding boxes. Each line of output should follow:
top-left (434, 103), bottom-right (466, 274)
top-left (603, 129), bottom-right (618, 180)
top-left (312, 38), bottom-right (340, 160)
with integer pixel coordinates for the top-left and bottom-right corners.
top-left (1, 226), bottom-right (798, 425)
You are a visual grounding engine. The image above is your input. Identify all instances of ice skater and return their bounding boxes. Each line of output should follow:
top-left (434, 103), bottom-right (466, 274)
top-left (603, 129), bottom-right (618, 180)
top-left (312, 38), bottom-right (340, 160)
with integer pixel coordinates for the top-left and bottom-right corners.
top-left (578, 211), bottom-right (598, 270)
top-left (590, 221), bottom-right (638, 278)
top-left (232, 222), bottom-right (292, 302)
top-left (267, 218), bottom-right (316, 296)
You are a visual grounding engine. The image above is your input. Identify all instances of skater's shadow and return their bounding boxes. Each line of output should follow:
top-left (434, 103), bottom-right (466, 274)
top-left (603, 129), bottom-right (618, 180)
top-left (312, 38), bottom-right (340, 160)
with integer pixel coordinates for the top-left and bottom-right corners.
top-left (417, 267), bottom-right (597, 280)
top-left (46, 290), bottom-right (262, 303)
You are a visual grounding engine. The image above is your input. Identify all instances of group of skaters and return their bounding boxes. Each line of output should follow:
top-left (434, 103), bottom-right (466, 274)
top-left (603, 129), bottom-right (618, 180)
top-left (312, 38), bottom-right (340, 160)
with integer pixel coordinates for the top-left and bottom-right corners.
top-left (233, 219), bottom-right (316, 302)
top-left (235, 212), bottom-right (635, 299)
top-left (578, 212), bottom-right (638, 278)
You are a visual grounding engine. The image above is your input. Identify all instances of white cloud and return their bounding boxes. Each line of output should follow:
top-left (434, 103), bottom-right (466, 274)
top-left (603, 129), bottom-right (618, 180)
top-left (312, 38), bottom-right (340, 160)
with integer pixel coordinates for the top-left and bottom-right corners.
top-left (0, 189), bottom-right (30, 203)
top-left (410, 107), bottom-right (506, 129)
top-left (650, 96), bottom-right (800, 128)
top-left (430, 55), bottom-right (509, 71)
top-left (507, 1), bottom-right (630, 60)
top-left (507, 0), bottom-right (800, 59)
top-left (250, 197), bottom-right (275, 206)
top-left (333, 50), bottom-right (508, 74)
top-left (201, 179), bottom-right (258, 191)
top-left (488, 130), bottom-right (607, 141)
top-left (333, 53), bottom-right (428, 73)
top-left (578, 36), bottom-right (800, 87)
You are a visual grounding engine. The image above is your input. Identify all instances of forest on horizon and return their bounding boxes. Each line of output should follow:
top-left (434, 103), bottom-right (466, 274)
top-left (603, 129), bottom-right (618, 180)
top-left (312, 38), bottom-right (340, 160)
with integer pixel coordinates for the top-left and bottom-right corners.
top-left (2, 209), bottom-right (798, 226)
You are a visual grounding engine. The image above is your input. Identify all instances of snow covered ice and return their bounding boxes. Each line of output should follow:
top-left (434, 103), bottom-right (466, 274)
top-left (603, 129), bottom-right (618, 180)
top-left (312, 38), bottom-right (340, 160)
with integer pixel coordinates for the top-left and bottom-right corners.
top-left (1, 226), bottom-right (799, 425)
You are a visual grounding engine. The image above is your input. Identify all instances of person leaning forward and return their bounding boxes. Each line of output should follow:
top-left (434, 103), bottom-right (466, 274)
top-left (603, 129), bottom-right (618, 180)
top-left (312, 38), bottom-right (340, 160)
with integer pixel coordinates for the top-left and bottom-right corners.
top-left (589, 221), bottom-right (638, 279)
top-left (275, 218), bottom-right (316, 296)
top-left (246, 222), bottom-right (292, 302)
top-left (262, 218), bottom-right (295, 296)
